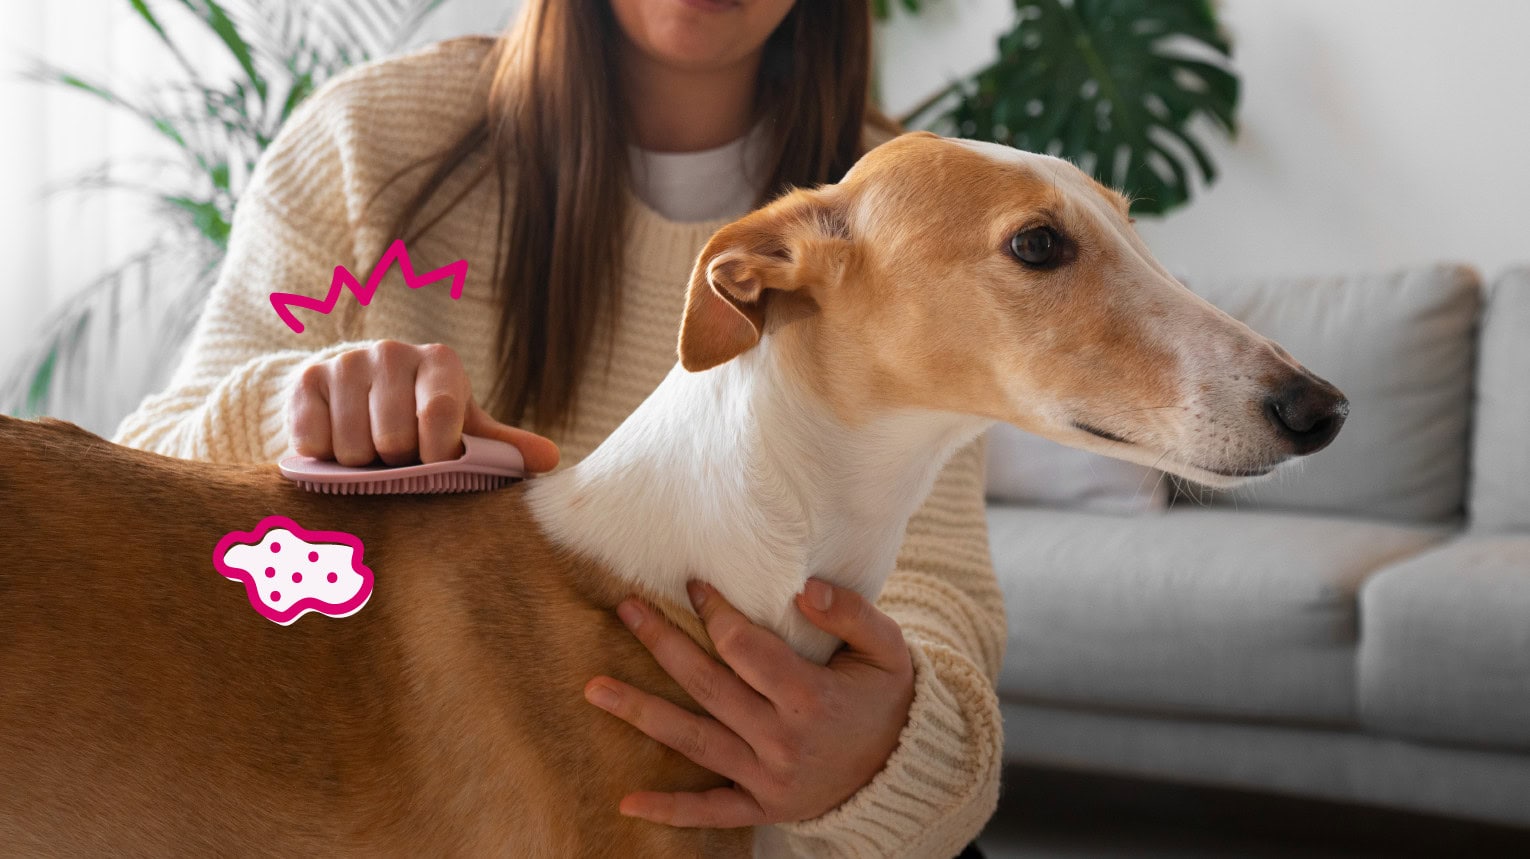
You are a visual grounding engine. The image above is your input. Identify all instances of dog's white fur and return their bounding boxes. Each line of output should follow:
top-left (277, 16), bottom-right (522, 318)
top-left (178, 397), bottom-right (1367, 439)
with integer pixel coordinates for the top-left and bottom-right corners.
top-left (530, 340), bottom-right (988, 663)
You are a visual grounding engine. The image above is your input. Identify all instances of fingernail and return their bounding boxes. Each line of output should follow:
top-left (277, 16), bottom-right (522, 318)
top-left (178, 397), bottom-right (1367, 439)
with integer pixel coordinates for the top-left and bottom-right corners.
top-left (617, 600), bottom-right (644, 631)
top-left (585, 682), bottom-right (620, 711)
top-left (686, 581), bottom-right (708, 611)
top-left (804, 579), bottom-right (833, 612)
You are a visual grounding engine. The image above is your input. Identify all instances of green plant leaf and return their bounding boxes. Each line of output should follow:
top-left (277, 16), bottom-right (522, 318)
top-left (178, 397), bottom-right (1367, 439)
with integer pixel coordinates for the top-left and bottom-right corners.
top-left (174, 0), bottom-right (268, 101)
top-left (39, 69), bottom-right (193, 152)
top-left (129, 0), bottom-right (172, 43)
top-left (127, 0), bottom-right (203, 81)
top-left (928, 0), bottom-right (1239, 215)
top-left (25, 347), bottom-right (58, 417)
top-left (164, 194), bottom-right (233, 247)
top-left (873, 0), bottom-right (924, 19)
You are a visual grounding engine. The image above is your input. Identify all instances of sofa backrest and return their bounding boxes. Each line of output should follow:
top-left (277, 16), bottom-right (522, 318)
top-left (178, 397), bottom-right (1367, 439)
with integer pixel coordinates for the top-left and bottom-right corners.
top-left (1186, 264), bottom-right (1482, 523)
top-left (1470, 267), bottom-right (1530, 532)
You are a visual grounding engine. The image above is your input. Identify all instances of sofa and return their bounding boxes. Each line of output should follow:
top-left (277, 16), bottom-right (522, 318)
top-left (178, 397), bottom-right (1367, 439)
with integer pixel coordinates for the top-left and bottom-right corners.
top-left (983, 263), bottom-right (1530, 828)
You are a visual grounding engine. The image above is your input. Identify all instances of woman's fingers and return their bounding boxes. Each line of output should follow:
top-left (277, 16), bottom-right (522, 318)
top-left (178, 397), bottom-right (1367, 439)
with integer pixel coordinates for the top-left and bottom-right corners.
top-left (688, 582), bottom-right (817, 706)
top-left (463, 401), bottom-right (562, 473)
top-left (289, 363), bottom-right (334, 460)
top-left (618, 787), bottom-right (768, 830)
top-left (413, 344), bottom-right (470, 464)
top-left (328, 350), bottom-right (378, 466)
top-left (614, 599), bottom-right (771, 733)
top-left (795, 579), bottom-right (910, 674)
top-left (287, 341), bottom-right (553, 470)
top-left (595, 585), bottom-right (917, 828)
top-left (368, 343), bottom-right (421, 466)
top-left (584, 676), bottom-right (757, 787)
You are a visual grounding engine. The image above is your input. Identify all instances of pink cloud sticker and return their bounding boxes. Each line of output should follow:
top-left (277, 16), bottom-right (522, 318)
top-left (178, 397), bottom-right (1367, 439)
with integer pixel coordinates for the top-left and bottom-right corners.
top-left (213, 516), bottom-right (374, 626)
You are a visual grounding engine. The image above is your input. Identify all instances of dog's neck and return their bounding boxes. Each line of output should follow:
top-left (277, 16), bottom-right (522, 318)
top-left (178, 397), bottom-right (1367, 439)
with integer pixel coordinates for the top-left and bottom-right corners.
top-left (526, 341), bottom-right (989, 663)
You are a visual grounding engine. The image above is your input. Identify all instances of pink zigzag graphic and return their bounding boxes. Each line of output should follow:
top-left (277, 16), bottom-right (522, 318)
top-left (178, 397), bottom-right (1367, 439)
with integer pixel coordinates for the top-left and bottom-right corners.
top-left (270, 239), bottom-right (468, 334)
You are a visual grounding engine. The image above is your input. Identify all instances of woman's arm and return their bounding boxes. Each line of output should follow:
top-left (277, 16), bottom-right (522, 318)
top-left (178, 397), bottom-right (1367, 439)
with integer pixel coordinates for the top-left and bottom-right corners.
top-left (589, 439), bottom-right (1005, 857)
top-left (775, 437), bottom-right (1004, 858)
top-left (113, 86), bottom-right (379, 463)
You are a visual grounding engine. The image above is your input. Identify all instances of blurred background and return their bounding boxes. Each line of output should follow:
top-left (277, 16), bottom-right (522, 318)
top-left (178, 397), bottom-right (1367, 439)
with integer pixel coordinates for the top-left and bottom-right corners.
top-left (3, 2), bottom-right (1528, 855)
top-left (3, 1), bottom-right (1528, 430)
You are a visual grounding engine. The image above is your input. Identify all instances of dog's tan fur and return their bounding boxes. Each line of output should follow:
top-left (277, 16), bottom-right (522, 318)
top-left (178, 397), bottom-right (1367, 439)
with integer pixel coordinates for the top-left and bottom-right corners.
top-left (0, 134), bottom-right (1343, 857)
top-left (0, 420), bottom-right (743, 858)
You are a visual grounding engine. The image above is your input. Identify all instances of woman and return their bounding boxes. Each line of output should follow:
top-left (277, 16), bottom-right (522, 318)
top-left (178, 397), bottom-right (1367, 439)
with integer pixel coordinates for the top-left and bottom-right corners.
top-left (116, 1), bottom-right (1004, 855)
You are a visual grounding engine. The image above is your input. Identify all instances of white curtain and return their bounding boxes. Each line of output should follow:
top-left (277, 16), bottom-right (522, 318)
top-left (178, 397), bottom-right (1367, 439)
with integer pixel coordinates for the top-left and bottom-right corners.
top-left (0, 2), bottom-right (167, 374)
top-left (0, 0), bottom-right (514, 431)
top-left (0, 0), bottom-right (515, 367)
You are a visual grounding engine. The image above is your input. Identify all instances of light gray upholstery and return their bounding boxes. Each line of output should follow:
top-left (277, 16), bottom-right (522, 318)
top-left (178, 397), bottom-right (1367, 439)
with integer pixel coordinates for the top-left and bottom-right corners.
top-left (1188, 265), bottom-right (1481, 523)
top-left (1001, 701), bottom-right (1530, 828)
top-left (987, 505), bottom-right (1448, 722)
top-left (1358, 535), bottom-right (1530, 751)
top-left (984, 423), bottom-right (1167, 514)
top-left (982, 262), bottom-right (1530, 827)
top-left (1471, 268), bottom-right (1530, 532)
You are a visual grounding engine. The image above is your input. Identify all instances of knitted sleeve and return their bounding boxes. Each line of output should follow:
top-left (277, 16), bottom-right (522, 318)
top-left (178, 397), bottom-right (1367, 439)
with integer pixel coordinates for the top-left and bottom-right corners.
top-left (771, 437), bottom-right (1004, 858)
top-left (112, 81), bottom-right (379, 463)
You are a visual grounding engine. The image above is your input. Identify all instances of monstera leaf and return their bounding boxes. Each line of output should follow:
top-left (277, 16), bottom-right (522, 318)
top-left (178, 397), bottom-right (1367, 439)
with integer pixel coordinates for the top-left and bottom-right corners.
top-left (912, 0), bottom-right (1239, 215)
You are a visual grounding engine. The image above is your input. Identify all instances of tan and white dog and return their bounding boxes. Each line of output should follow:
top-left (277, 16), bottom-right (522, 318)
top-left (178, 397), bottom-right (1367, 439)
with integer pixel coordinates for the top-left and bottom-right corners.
top-left (0, 133), bottom-right (1344, 857)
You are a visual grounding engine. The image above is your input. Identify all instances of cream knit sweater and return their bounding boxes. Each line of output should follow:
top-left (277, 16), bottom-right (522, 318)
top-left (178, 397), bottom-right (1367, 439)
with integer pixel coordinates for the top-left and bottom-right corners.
top-left (114, 39), bottom-right (1005, 859)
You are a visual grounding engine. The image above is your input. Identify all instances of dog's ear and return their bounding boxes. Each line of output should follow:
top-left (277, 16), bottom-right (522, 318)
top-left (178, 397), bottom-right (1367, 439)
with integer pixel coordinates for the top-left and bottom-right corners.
top-left (678, 188), bottom-right (850, 372)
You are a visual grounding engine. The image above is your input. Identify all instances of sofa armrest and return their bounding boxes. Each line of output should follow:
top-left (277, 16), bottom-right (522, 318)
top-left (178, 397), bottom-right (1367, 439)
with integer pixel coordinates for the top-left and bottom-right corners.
top-left (1471, 267), bottom-right (1530, 532)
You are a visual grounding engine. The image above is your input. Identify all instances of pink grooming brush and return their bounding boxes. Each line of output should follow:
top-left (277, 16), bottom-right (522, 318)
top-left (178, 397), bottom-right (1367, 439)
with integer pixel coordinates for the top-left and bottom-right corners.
top-left (279, 434), bottom-right (527, 495)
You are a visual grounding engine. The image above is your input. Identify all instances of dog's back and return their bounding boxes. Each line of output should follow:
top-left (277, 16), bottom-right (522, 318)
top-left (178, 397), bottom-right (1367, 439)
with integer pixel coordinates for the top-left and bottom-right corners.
top-left (0, 417), bottom-right (747, 858)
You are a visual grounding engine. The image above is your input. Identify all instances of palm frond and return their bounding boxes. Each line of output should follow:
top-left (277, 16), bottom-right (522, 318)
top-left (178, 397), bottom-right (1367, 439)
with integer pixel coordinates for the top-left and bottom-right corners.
top-left (1, 240), bottom-right (220, 433)
top-left (8, 0), bottom-right (460, 427)
top-left (174, 0), bottom-right (268, 100)
top-left (127, 0), bottom-right (203, 82)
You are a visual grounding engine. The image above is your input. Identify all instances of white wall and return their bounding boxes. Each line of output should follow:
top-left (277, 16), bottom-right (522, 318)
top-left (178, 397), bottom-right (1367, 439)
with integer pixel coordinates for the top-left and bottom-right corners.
top-left (879, 0), bottom-right (1530, 284)
top-left (1143, 0), bottom-right (1530, 283)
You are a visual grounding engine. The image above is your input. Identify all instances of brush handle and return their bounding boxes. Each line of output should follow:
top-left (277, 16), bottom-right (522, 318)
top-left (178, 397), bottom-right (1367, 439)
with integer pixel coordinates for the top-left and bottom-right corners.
top-left (278, 433), bottom-right (527, 491)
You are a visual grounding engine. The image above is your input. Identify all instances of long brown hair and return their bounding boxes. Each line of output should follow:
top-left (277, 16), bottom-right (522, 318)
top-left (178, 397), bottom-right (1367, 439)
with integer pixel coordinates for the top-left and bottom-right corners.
top-left (389, 1), bottom-right (885, 433)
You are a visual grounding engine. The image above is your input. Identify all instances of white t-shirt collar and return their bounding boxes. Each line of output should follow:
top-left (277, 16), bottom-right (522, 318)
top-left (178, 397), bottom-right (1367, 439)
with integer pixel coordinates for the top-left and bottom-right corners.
top-left (628, 125), bottom-right (768, 224)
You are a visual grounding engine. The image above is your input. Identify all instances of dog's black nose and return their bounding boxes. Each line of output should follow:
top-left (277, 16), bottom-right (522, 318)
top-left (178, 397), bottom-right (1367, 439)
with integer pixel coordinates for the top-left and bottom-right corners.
top-left (1264, 374), bottom-right (1348, 456)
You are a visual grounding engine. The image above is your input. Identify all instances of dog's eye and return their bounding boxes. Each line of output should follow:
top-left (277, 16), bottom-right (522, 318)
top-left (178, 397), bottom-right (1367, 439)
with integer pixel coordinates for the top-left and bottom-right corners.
top-left (1009, 227), bottom-right (1062, 268)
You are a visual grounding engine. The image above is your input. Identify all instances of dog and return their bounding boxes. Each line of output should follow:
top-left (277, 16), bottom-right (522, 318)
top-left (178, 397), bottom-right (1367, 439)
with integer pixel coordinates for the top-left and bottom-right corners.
top-left (0, 132), bottom-right (1346, 857)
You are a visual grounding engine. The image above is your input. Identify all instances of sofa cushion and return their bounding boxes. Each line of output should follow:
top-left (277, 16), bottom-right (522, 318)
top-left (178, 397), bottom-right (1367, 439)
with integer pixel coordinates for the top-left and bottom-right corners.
top-left (1358, 535), bottom-right (1530, 751)
top-left (1187, 265), bottom-right (1481, 523)
top-left (985, 423), bottom-right (1168, 515)
top-left (987, 505), bottom-right (1448, 723)
top-left (1471, 268), bottom-right (1530, 532)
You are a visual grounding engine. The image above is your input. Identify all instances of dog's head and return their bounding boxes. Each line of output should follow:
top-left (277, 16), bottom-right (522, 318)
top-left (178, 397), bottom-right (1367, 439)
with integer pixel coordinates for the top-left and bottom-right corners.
top-left (678, 132), bottom-right (1346, 487)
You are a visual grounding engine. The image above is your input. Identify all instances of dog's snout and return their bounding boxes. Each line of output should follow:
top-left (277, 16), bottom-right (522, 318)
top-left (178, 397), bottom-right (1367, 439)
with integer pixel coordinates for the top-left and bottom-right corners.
top-left (1263, 375), bottom-right (1348, 456)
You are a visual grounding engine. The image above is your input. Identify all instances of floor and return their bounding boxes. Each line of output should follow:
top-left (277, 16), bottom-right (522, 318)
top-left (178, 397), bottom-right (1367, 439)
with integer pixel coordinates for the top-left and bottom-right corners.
top-left (974, 766), bottom-right (1530, 858)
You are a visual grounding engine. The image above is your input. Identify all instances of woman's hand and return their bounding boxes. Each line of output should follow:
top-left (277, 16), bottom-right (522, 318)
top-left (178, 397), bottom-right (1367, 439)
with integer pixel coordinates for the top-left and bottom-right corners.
top-left (583, 579), bottom-right (915, 828)
top-left (289, 340), bottom-right (560, 469)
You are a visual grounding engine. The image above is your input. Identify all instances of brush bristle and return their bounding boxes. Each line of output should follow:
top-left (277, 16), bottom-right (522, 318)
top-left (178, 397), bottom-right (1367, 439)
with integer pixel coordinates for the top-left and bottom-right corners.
top-left (295, 473), bottom-right (515, 495)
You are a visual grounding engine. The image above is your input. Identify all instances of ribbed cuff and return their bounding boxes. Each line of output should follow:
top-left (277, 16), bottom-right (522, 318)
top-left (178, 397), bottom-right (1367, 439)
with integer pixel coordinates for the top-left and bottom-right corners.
top-left (767, 643), bottom-right (1003, 858)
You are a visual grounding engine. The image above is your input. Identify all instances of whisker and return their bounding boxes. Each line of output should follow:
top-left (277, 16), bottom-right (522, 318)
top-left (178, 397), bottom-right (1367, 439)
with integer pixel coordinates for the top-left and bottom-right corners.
top-left (1094, 404), bottom-right (1183, 423)
top-left (1136, 449), bottom-right (1173, 504)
